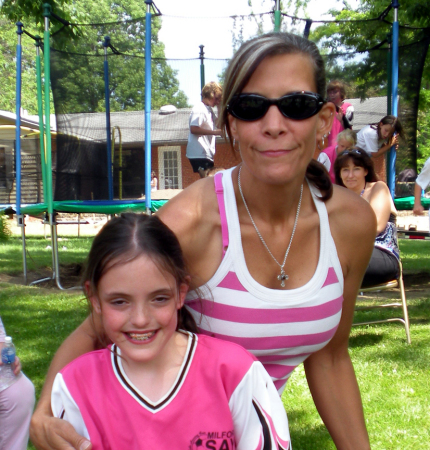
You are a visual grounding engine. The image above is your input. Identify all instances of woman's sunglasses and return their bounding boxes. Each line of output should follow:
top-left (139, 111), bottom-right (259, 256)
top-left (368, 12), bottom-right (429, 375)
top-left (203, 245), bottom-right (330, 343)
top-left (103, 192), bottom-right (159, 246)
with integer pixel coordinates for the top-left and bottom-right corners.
top-left (339, 149), bottom-right (366, 157)
top-left (227, 91), bottom-right (325, 122)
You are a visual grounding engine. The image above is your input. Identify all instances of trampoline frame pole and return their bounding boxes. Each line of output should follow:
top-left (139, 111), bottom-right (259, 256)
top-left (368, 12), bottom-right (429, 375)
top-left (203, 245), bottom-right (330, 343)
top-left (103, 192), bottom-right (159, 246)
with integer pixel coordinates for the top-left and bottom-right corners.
top-left (199, 45), bottom-right (205, 91)
top-left (274, 0), bottom-right (281, 32)
top-left (103, 36), bottom-right (113, 200)
top-left (388, 0), bottom-right (400, 198)
top-left (144, 0), bottom-right (152, 213)
top-left (16, 21), bottom-right (27, 285)
top-left (35, 36), bottom-right (48, 204)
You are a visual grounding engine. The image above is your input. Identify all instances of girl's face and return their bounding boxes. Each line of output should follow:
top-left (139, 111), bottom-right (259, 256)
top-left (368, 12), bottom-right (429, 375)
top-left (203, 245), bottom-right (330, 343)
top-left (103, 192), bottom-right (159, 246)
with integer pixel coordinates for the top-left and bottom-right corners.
top-left (337, 138), bottom-right (352, 154)
top-left (327, 87), bottom-right (342, 106)
top-left (340, 158), bottom-right (368, 193)
top-left (89, 254), bottom-right (188, 369)
top-left (228, 53), bottom-right (334, 186)
top-left (379, 123), bottom-right (394, 140)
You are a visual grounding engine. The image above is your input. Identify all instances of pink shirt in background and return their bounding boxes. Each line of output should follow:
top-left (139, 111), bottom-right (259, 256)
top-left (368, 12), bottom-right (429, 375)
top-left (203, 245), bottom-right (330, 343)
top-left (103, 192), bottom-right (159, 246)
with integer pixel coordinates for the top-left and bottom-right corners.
top-left (317, 144), bottom-right (337, 183)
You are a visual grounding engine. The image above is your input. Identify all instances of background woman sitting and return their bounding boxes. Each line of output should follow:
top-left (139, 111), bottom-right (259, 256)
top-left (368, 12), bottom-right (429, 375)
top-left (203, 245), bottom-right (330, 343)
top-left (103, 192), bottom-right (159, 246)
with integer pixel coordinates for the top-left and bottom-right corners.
top-left (334, 148), bottom-right (400, 288)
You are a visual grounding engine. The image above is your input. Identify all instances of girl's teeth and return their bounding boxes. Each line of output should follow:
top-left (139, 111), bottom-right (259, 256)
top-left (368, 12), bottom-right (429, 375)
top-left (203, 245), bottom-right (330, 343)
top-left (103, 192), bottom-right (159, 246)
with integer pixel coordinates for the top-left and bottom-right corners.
top-left (129, 332), bottom-right (155, 341)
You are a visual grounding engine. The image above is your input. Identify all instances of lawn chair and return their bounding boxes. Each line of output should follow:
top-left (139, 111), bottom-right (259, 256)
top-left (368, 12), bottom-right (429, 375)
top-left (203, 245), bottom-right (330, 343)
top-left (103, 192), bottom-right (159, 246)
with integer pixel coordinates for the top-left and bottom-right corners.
top-left (353, 259), bottom-right (411, 344)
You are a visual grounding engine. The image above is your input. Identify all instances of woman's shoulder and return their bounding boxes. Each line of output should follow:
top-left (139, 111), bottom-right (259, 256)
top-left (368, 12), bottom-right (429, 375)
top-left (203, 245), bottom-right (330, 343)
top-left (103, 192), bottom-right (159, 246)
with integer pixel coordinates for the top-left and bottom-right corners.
top-left (158, 177), bottom-right (219, 232)
top-left (327, 185), bottom-right (376, 238)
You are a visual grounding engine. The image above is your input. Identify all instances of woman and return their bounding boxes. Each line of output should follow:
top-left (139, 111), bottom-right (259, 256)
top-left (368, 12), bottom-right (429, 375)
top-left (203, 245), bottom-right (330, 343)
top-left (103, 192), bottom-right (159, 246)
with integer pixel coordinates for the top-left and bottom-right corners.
top-left (335, 148), bottom-right (400, 287)
top-left (0, 317), bottom-right (35, 450)
top-left (31, 33), bottom-right (375, 450)
top-left (150, 171), bottom-right (158, 191)
top-left (356, 115), bottom-right (403, 159)
top-left (326, 80), bottom-right (354, 147)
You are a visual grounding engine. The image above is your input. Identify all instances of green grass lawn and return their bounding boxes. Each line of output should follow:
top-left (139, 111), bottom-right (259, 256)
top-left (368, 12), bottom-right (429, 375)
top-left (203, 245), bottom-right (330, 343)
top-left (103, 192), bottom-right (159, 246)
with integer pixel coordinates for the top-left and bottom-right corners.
top-left (0, 235), bottom-right (94, 275)
top-left (0, 236), bottom-right (429, 449)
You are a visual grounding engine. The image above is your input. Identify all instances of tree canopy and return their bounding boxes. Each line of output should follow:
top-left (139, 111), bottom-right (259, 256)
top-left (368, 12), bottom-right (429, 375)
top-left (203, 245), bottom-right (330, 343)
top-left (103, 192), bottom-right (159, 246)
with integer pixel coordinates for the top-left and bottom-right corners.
top-left (311, 0), bottom-right (430, 170)
top-left (0, 0), bottom-right (189, 115)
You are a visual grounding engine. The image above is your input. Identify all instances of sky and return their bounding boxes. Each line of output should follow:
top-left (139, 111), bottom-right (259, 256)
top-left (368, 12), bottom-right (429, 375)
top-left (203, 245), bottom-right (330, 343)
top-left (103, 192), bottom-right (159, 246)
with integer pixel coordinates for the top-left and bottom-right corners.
top-left (156, 0), bottom-right (360, 106)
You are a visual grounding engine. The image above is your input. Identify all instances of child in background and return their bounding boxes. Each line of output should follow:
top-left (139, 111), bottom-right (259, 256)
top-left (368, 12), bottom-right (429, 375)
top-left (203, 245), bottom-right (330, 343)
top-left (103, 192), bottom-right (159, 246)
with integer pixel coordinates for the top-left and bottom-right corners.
top-left (326, 80), bottom-right (354, 147)
top-left (318, 129), bottom-right (357, 183)
top-left (51, 213), bottom-right (290, 450)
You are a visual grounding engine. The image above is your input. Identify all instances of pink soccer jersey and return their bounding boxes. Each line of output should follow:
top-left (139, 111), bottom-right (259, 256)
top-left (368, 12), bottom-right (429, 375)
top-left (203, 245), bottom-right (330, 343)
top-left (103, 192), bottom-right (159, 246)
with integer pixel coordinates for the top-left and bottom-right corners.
top-left (52, 333), bottom-right (290, 450)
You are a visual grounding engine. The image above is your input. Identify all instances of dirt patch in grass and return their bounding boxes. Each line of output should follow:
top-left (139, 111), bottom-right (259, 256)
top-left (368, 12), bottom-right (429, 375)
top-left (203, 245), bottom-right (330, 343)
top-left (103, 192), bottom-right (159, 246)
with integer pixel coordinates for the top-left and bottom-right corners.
top-left (0, 263), bottom-right (85, 290)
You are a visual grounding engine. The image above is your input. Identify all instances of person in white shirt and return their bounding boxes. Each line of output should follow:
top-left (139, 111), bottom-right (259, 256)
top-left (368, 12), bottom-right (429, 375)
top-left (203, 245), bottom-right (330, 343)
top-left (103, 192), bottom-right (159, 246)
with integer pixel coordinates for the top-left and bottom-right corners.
top-left (186, 82), bottom-right (222, 178)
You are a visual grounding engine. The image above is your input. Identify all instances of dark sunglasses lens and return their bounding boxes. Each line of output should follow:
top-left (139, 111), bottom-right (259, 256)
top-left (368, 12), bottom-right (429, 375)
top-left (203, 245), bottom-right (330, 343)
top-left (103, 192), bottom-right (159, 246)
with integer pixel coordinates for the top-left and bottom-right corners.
top-left (231, 96), bottom-right (267, 121)
top-left (279, 94), bottom-right (319, 119)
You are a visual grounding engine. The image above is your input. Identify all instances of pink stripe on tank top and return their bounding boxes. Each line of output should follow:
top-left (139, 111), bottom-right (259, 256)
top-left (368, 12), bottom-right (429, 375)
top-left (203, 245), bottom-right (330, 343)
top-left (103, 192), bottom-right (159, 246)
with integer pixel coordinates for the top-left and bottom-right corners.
top-left (187, 294), bottom-right (343, 324)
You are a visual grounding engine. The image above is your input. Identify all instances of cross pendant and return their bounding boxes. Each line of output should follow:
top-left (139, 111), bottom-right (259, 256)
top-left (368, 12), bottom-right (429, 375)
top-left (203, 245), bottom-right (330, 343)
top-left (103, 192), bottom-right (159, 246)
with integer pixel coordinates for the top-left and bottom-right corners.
top-left (277, 269), bottom-right (288, 287)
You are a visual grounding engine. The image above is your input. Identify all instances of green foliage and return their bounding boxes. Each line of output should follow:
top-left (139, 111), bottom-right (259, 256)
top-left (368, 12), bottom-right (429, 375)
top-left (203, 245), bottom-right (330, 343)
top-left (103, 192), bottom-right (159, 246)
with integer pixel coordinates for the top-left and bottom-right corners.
top-left (0, 212), bottom-right (11, 241)
top-left (0, 17), bottom-right (41, 113)
top-left (49, 0), bottom-right (189, 113)
top-left (1, 0), bottom-right (189, 117)
top-left (311, 1), bottom-right (430, 170)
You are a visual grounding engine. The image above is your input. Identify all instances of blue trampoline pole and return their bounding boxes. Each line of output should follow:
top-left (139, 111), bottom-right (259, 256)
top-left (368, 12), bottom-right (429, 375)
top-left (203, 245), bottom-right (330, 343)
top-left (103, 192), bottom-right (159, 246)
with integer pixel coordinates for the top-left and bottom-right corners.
top-left (15, 22), bottom-right (23, 217)
top-left (388, 0), bottom-right (400, 198)
top-left (103, 36), bottom-right (113, 200)
top-left (144, 0), bottom-right (152, 213)
top-left (16, 21), bottom-right (28, 284)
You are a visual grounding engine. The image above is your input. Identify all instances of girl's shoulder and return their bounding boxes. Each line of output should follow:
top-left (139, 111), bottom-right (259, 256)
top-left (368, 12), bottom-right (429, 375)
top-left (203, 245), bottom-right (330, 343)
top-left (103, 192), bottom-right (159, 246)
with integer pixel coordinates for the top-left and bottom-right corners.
top-left (60, 347), bottom-right (111, 377)
top-left (197, 334), bottom-right (257, 365)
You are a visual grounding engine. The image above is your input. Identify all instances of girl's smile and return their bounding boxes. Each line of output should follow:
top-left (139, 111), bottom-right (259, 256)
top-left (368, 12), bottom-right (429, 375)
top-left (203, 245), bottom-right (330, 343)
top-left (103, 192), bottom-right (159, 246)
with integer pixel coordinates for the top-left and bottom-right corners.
top-left (89, 254), bottom-right (188, 370)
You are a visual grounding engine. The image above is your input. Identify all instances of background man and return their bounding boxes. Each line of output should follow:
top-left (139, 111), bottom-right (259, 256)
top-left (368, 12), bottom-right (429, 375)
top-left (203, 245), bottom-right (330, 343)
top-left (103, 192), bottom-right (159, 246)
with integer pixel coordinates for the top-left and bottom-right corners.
top-left (186, 81), bottom-right (222, 178)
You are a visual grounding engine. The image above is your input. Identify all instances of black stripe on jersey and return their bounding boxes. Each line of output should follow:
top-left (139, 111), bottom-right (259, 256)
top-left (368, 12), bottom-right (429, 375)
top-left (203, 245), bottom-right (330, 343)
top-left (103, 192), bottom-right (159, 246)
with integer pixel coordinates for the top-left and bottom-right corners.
top-left (112, 333), bottom-right (197, 411)
top-left (252, 400), bottom-right (287, 450)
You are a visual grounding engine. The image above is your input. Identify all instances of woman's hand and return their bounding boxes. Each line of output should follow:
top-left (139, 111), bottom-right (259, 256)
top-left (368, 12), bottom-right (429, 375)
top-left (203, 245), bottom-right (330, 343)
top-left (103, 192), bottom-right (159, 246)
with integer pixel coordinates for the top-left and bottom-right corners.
top-left (0, 343), bottom-right (21, 376)
top-left (30, 413), bottom-right (91, 450)
top-left (13, 355), bottom-right (22, 376)
top-left (335, 109), bottom-right (344, 123)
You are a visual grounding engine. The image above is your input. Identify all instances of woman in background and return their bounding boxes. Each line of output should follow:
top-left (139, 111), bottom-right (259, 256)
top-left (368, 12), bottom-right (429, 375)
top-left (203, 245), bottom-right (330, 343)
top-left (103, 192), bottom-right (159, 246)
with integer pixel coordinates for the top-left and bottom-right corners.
top-left (335, 148), bottom-right (399, 287)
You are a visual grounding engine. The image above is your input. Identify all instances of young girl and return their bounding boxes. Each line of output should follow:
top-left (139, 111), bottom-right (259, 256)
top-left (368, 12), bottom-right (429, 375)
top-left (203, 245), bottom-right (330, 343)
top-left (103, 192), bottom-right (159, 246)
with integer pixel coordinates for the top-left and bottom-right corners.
top-left (51, 213), bottom-right (290, 450)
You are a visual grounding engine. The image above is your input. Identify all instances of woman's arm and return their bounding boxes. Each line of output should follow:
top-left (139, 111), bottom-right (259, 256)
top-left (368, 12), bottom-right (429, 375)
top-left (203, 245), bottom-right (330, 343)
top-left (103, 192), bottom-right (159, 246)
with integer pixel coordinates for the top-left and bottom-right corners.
top-left (365, 181), bottom-right (393, 234)
top-left (413, 182), bottom-right (424, 215)
top-left (304, 188), bottom-right (376, 449)
top-left (30, 316), bottom-right (102, 450)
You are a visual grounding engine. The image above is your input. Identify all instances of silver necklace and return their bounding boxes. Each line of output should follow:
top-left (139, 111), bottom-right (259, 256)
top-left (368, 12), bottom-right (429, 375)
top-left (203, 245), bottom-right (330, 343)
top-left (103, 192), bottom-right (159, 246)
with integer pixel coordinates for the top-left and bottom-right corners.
top-left (238, 166), bottom-right (303, 287)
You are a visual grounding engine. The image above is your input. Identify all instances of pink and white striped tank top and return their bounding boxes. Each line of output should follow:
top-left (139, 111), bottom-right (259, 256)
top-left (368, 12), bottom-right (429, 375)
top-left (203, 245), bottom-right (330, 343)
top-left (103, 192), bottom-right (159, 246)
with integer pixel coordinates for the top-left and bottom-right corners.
top-left (185, 167), bottom-right (344, 393)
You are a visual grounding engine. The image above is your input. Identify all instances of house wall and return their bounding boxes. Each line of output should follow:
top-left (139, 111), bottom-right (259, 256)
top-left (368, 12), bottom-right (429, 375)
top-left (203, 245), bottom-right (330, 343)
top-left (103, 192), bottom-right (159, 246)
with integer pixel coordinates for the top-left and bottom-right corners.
top-left (152, 141), bottom-right (241, 190)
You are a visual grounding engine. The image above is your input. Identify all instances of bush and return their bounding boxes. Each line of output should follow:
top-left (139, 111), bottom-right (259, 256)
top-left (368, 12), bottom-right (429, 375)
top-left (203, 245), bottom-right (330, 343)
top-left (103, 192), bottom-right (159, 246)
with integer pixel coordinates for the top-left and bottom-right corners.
top-left (0, 212), bottom-right (11, 241)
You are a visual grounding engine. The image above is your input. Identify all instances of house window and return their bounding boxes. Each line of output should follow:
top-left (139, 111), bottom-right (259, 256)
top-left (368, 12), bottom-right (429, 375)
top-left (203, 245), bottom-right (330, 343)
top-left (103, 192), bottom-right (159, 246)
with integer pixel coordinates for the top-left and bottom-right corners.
top-left (158, 146), bottom-right (182, 189)
top-left (0, 147), bottom-right (6, 188)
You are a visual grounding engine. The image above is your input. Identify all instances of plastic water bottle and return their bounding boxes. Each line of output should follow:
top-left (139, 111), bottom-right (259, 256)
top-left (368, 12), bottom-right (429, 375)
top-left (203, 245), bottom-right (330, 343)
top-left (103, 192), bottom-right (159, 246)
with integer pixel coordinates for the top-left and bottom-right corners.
top-left (0, 336), bottom-right (17, 391)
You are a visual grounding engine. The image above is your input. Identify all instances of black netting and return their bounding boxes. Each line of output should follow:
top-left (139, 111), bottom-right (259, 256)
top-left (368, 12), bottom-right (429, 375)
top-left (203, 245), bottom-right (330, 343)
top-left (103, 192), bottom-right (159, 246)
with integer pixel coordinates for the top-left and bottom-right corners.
top-left (43, 9), bottom-right (429, 201)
